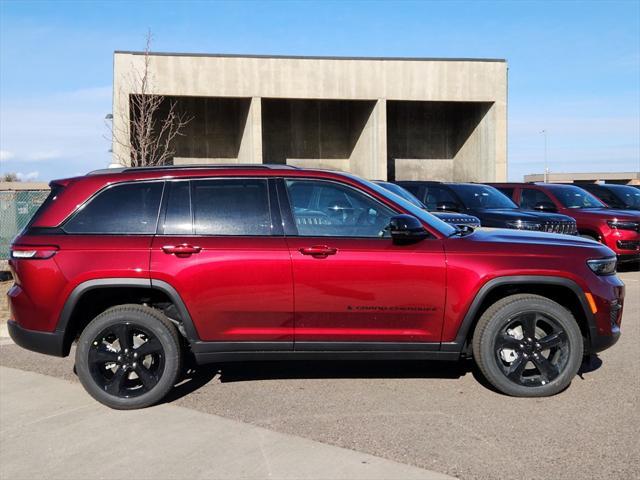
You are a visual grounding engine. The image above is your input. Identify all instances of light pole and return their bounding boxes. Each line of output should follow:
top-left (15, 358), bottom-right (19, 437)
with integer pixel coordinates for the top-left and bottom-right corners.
top-left (540, 129), bottom-right (549, 183)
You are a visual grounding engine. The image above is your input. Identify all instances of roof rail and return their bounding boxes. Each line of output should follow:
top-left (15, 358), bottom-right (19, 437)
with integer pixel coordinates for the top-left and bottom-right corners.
top-left (87, 164), bottom-right (299, 175)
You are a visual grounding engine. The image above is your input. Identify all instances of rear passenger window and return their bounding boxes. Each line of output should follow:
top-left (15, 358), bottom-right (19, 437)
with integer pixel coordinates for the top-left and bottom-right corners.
top-left (496, 187), bottom-right (514, 198)
top-left (163, 181), bottom-right (192, 234)
top-left (520, 189), bottom-right (554, 209)
top-left (64, 182), bottom-right (163, 234)
top-left (192, 179), bottom-right (272, 236)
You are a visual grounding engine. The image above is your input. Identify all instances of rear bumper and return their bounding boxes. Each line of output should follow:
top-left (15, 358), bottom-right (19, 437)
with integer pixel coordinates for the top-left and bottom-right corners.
top-left (7, 320), bottom-right (66, 357)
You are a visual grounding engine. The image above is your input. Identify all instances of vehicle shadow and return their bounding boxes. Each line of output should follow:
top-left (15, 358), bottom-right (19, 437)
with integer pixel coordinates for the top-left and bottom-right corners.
top-left (164, 355), bottom-right (603, 402)
top-left (164, 359), bottom-right (473, 403)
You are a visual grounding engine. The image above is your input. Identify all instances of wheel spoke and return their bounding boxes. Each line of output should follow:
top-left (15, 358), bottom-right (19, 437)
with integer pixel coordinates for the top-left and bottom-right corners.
top-left (496, 333), bottom-right (521, 350)
top-left (532, 354), bottom-right (560, 382)
top-left (104, 367), bottom-right (128, 395)
top-left (114, 323), bottom-right (132, 352)
top-left (134, 338), bottom-right (162, 357)
top-left (134, 364), bottom-right (158, 390)
top-left (89, 348), bottom-right (118, 365)
top-left (505, 355), bottom-right (527, 381)
top-left (520, 313), bottom-right (537, 340)
top-left (538, 331), bottom-right (566, 350)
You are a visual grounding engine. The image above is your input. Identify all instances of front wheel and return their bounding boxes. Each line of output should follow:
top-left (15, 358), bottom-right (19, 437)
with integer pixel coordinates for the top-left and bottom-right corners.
top-left (472, 294), bottom-right (583, 397)
top-left (75, 304), bottom-right (182, 409)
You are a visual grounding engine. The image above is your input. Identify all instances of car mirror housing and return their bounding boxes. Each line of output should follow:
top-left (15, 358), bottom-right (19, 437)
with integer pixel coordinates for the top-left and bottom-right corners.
top-left (387, 214), bottom-right (429, 243)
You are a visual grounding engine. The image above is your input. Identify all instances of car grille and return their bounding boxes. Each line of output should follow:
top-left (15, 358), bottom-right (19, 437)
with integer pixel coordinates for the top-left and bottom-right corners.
top-left (617, 240), bottom-right (640, 251)
top-left (540, 221), bottom-right (577, 235)
top-left (442, 217), bottom-right (481, 228)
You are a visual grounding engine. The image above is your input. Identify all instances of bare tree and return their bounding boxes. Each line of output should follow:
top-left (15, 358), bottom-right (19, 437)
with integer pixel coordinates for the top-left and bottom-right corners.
top-left (109, 31), bottom-right (192, 167)
top-left (1, 173), bottom-right (19, 182)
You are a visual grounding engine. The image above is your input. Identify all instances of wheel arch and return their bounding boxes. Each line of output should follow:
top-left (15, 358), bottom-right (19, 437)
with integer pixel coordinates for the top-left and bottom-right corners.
top-left (56, 278), bottom-right (200, 355)
top-left (442, 276), bottom-right (597, 355)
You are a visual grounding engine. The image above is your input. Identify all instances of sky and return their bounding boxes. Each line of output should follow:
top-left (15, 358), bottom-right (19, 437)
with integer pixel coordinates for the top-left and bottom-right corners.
top-left (0, 0), bottom-right (639, 182)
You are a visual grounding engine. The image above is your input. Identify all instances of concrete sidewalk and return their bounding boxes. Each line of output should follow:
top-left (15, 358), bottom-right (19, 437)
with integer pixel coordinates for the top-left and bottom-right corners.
top-left (0, 366), bottom-right (454, 480)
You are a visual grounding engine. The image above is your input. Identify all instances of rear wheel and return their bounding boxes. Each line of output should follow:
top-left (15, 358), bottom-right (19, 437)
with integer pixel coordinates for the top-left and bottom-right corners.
top-left (472, 294), bottom-right (583, 397)
top-left (75, 304), bottom-right (182, 409)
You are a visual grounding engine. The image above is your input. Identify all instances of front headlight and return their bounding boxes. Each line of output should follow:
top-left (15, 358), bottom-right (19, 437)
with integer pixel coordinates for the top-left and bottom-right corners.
top-left (607, 220), bottom-right (639, 231)
top-left (506, 220), bottom-right (541, 231)
top-left (587, 257), bottom-right (617, 276)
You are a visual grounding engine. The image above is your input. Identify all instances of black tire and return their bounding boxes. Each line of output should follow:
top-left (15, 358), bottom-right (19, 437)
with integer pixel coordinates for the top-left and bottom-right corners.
top-left (472, 294), bottom-right (583, 397)
top-left (75, 304), bottom-right (182, 409)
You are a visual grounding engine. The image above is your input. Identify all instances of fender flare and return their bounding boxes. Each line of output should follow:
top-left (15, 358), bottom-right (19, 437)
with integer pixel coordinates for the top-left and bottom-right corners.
top-left (441, 275), bottom-right (596, 352)
top-left (57, 278), bottom-right (200, 354)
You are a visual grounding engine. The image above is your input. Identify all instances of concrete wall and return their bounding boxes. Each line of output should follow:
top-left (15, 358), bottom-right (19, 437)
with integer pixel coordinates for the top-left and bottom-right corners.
top-left (113, 53), bottom-right (507, 181)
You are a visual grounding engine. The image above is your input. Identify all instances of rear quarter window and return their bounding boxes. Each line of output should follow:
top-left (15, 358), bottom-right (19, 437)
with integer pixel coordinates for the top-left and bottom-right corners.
top-left (63, 182), bottom-right (164, 234)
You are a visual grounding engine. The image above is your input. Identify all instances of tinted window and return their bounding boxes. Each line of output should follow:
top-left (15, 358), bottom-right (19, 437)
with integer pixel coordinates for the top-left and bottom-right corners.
top-left (192, 179), bottom-right (272, 235)
top-left (163, 181), bottom-right (192, 234)
top-left (605, 185), bottom-right (640, 209)
top-left (447, 184), bottom-right (518, 209)
top-left (374, 182), bottom-right (425, 208)
top-left (64, 182), bottom-right (163, 234)
top-left (423, 186), bottom-right (460, 211)
top-left (585, 186), bottom-right (624, 208)
top-left (398, 183), bottom-right (423, 199)
top-left (551, 185), bottom-right (605, 209)
top-left (520, 189), bottom-right (555, 209)
top-left (495, 187), bottom-right (514, 198)
top-left (285, 179), bottom-right (395, 238)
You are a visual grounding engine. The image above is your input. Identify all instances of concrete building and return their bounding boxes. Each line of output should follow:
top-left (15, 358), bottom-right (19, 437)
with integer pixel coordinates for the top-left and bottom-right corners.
top-left (112, 52), bottom-right (507, 181)
top-left (524, 172), bottom-right (640, 185)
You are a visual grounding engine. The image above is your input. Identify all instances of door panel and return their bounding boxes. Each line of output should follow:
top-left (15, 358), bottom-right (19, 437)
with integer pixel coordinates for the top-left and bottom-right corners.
top-left (150, 178), bottom-right (294, 344)
top-left (281, 178), bottom-right (446, 344)
top-left (150, 236), bottom-right (294, 342)
top-left (286, 237), bottom-right (446, 342)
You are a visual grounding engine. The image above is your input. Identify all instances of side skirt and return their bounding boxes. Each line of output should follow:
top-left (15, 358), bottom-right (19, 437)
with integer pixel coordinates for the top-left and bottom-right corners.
top-left (191, 341), bottom-right (460, 364)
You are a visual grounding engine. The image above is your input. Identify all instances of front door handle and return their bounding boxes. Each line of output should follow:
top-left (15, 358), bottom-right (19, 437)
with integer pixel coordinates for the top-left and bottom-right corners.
top-left (162, 244), bottom-right (202, 256)
top-left (299, 245), bottom-right (337, 257)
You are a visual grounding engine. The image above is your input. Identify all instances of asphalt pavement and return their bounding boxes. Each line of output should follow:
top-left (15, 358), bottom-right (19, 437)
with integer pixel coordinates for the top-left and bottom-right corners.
top-left (1, 271), bottom-right (638, 480)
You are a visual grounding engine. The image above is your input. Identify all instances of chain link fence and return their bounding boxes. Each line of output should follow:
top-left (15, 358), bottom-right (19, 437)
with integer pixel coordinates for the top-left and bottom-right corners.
top-left (1, 189), bottom-right (50, 261)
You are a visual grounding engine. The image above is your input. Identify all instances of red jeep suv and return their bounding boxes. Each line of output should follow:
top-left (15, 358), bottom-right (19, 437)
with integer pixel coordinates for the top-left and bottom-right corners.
top-left (8, 166), bottom-right (624, 409)
top-left (492, 183), bottom-right (640, 264)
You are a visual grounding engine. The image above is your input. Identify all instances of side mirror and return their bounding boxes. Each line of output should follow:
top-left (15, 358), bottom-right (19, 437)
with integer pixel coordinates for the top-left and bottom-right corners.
top-left (436, 201), bottom-right (460, 212)
top-left (387, 215), bottom-right (429, 244)
top-left (534, 201), bottom-right (557, 212)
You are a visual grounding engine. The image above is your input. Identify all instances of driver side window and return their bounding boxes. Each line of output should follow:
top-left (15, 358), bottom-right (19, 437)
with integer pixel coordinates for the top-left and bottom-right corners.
top-left (285, 179), bottom-right (396, 238)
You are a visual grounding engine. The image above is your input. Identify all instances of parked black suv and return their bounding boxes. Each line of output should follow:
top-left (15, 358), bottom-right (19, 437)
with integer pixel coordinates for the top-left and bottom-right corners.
top-left (373, 181), bottom-right (481, 229)
top-left (575, 183), bottom-right (640, 211)
top-left (396, 181), bottom-right (578, 234)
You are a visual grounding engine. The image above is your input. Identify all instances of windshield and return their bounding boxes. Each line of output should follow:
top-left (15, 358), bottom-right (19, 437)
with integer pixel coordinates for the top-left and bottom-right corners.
top-left (607, 185), bottom-right (640, 209)
top-left (373, 182), bottom-right (426, 209)
top-left (351, 176), bottom-right (457, 236)
top-left (552, 185), bottom-right (606, 209)
top-left (447, 184), bottom-right (518, 209)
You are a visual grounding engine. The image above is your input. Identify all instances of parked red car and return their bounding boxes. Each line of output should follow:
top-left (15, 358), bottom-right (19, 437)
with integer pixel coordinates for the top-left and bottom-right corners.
top-left (8, 166), bottom-right (623, 408)
top-left (492, 183), bottom-right (640, 264)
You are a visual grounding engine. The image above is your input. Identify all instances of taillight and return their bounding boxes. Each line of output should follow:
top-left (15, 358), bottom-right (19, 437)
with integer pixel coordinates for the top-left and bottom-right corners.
top-left (10, 245), bottom-right (58, 260)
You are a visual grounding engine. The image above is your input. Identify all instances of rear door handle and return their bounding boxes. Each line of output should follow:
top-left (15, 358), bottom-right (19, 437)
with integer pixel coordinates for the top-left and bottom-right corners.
top-left (162, 244), bottom-right (202, 256)
top-left (299, 245), bottom-right (337, 257)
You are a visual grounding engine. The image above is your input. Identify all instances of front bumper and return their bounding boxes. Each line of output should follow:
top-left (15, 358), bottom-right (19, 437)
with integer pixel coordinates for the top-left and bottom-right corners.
top-left (7, 320), bottom-right (66, 357)
top-left (588, 328), bottom-right (620, 354)
top-left (617, 252), bottom-right (639, 264)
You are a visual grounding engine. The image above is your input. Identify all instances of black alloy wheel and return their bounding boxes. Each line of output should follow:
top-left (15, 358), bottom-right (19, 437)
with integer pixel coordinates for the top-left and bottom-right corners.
top-left (473, 294), bottom-right (583, 397)
top-left (494, 311), bottom-right (569, 387)
top-left (76, 304), bottom-right (182, 409)
top-left (88, 322), bottom-right (165, 398)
